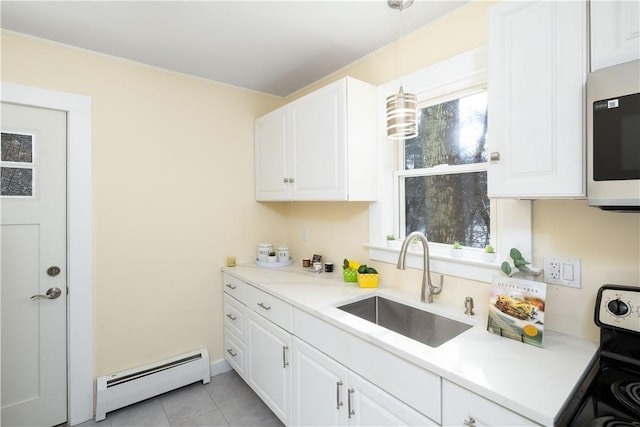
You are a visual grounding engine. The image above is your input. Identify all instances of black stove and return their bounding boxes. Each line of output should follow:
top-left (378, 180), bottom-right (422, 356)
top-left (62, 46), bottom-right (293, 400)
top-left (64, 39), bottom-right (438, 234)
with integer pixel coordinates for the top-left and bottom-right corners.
top-left (559, 285), bottom-right (640, 426)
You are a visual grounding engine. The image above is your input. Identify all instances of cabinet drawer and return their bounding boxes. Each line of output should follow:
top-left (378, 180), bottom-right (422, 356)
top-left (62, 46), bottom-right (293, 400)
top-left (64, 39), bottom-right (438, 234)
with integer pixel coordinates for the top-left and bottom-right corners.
top-left (222, 273), bottom-right (247, 304)
top-left (442, 380), bottom-right (539, 426)
top-left (224, 328), bottom-right (246, 379)
top-left (223, 294), bottom-right (245, 339)
top-left (246, 286), bottom-right (292, 332)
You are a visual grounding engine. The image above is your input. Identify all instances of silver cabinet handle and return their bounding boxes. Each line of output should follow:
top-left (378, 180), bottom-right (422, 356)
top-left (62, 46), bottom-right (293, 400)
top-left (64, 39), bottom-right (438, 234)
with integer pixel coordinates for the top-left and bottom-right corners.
top-left (225, 283), bottom-right (237, 290)
top-left (226, 313), bottom-right (237, 321)
top-left (283, 178), bottom-right (289, 183)
top-left (258, 302), bottom-right (271, 311)
top-left (282, 345), bottom-right (289, 368)
top-left (490, 152), bottom-right (500, 161)
top-left (347, 388), bottom-right (355, 418)
top-left (336, 381), bottom-right (344, 409)
top-left (226, 348), bottom-right (237, 358)
top-left (289, 178), bottom-right (295, 183)
top-left (464, 416), bottom-right (476, 427)
top-left (30, 287), bottom-right (62, 300)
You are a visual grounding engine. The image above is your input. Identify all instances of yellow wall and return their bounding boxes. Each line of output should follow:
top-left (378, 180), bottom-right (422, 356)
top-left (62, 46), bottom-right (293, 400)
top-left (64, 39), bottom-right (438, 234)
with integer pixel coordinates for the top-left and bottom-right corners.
top-left (2, 0), bottom-right (638, 379)
top-left (1, 31), bottom-right (287, 375)
top-left (281, 0), bottom-right (640, 344)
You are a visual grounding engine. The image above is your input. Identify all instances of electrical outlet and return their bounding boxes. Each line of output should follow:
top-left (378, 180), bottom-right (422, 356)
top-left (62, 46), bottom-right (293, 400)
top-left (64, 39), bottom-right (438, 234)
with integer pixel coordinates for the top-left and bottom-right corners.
top-left (543, 256), bottom-right (581, 288)
top-left (302, 225), bottom-right (309, 242)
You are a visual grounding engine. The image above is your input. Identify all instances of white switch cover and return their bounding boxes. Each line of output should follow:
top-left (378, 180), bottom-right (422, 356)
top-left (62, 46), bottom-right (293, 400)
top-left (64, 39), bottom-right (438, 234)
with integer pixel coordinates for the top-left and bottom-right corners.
top-left (543, 256), bottom-right (581, 288)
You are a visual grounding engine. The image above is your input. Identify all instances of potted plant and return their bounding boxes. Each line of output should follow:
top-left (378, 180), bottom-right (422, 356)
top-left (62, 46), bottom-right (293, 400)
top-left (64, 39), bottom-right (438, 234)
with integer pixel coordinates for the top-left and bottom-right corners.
top-left (482, 245), bottom-right (497, 262)
top-left (451, 241), bottom-right (464, 257)
top-left (501, 248), bottom-right (541, 278)
top-left (386, 234), bottom-right (401, 248)
top-left (409, 237), bottom-right (422, 252)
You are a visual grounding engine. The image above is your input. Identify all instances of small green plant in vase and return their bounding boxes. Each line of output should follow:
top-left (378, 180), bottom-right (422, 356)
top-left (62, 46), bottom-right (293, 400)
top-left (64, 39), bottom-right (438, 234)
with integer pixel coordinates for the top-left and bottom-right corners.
top-left (451, 241), bottom-right (464, 257)
top-left (386, 234), bottom-right (401, 248)
top-left (482, 245), bottom-right (497, 262)
top-left (501, 248), bottom-right (541, 278)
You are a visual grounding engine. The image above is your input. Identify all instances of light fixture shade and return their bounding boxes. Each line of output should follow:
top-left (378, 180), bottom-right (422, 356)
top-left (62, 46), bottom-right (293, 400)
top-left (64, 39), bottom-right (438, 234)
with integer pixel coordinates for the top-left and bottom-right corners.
top-left (386, 86), bottom-right (418, 140)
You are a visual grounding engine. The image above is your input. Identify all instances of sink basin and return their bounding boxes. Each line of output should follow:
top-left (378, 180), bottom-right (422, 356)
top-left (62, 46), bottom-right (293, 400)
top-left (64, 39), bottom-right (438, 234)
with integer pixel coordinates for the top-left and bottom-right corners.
top-left (337, 296), bottom-right (471, 348)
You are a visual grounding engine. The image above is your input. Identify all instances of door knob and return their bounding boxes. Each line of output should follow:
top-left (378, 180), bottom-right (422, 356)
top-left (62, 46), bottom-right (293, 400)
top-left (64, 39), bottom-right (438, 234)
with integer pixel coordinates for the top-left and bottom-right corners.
top-left (30, 287), bottom-right (62, 300)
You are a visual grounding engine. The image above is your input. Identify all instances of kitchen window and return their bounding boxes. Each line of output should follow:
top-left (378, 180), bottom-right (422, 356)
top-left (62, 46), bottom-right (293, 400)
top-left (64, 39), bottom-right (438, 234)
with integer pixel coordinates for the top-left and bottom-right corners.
top-left (368, 47), bottom-right (532, 283)
top-left (398, 90), bottom-right (489, 248)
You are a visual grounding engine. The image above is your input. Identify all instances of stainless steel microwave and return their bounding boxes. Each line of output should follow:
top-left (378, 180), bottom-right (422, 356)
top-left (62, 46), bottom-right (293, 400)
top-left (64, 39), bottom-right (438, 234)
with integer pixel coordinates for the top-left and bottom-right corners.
top-left (587, 60), bottom-right (640, 211)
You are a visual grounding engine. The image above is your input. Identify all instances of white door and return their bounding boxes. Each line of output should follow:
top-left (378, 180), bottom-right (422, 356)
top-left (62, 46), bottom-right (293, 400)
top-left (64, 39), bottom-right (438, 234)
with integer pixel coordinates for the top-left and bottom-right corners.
top-left (1, 102), bottom-right (68, 427)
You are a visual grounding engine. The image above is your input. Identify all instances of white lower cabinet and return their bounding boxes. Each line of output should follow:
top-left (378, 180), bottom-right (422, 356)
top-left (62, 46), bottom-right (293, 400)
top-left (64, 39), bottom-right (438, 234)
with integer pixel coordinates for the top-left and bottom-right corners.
top-left (247, 309), bottom-right (292, 425)
top-left (442, 380), bottom-right (540, 427)
top-left (292, 337), bottom-right (436, 427)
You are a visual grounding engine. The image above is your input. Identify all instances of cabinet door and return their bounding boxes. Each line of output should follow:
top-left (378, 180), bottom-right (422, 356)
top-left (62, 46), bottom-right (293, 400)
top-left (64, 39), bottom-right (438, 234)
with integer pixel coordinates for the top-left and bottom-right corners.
top-left (348, 372), bottom-right (437, 427)
top-left (290, 80), bottom-right (347, 201)
top-left (591, 0), bottom-right (640, 71)
top-left (487, 1), bottom-right (587, 198)
top-left (255, 107), bottom-right (290, 201)
top-left (442, 380), bottom-right (539, 427)
top-left (247, 310), bottom-right (292, 424)
top-left (292, 337), bottom-right (348, 427)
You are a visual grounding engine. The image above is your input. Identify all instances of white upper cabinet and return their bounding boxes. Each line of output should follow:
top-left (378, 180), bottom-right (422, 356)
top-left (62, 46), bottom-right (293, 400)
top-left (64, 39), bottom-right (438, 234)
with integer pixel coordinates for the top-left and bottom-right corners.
top-left (590, 0), bottom-right (640, 71)
top-left (255, 76), bottom-right (377, 201)
top-left (487, 1), bottom-right (587, 198)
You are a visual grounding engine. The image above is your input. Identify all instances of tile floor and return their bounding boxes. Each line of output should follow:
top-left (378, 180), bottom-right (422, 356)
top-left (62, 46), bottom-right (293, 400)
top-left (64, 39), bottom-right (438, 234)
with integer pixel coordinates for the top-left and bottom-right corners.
top-left (76, 370), bottom-right (283, 427)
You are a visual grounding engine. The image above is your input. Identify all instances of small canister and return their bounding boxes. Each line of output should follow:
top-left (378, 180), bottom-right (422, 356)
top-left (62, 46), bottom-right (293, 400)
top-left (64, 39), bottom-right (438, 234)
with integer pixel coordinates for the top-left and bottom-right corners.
top-left (258, 243), bottom-right (273, 262)
top-left (277, 245), bottom-right (289, 263)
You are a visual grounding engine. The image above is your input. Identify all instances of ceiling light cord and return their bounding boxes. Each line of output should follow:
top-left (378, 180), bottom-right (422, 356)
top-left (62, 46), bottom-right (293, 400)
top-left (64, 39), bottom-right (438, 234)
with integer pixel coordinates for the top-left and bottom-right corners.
top-left (386, 0), bottom-right (418, 140)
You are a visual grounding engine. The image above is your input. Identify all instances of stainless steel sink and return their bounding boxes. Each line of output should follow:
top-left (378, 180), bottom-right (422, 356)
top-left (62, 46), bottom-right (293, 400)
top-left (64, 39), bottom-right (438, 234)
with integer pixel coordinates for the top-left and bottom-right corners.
top-left (337, 296), bottom-right (471, 347)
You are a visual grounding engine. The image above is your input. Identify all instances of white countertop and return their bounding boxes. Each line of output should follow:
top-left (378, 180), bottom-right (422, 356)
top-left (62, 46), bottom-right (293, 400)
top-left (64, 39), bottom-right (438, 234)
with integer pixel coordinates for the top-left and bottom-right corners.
top-left (221, 263), bottom-right (598, 426)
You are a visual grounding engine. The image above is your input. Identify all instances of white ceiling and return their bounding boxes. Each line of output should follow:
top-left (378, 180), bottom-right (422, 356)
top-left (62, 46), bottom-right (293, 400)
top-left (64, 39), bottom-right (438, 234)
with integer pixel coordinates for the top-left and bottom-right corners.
top-left (1, 1), bottom-right (468, 97)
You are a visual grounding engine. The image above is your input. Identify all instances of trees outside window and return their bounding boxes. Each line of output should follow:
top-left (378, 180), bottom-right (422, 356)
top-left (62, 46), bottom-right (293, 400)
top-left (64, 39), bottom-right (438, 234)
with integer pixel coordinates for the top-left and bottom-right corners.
top-left (398, 91), bottom-right (489, 248)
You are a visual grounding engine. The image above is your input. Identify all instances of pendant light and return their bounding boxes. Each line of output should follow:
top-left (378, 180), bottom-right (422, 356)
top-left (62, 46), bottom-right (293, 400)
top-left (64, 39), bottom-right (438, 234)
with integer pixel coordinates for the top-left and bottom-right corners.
top-left (386, 0), bottom-right (418, 140)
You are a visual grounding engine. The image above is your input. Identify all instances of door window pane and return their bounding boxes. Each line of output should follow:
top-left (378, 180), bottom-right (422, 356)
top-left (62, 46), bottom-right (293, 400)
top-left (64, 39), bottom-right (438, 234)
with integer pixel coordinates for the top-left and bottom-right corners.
top-left (2, 133), bottom-right (33, 162)
top-left (404, 172), bottom-right (489, 248)
top-left (1, 132), bottom-right (35, 197)
top-left (1, 167), bottom-right (33, 196)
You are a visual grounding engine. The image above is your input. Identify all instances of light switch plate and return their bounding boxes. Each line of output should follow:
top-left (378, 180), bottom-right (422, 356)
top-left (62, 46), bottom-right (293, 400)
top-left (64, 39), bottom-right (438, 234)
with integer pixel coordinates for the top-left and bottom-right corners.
top-left (543, 256), bottom-right (581, 288)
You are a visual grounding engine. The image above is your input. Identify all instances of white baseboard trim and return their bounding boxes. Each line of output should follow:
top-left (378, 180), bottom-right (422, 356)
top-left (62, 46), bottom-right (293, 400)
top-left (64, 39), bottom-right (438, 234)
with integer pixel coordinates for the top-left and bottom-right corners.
top-left (210, 358), bottom-right (232, 377)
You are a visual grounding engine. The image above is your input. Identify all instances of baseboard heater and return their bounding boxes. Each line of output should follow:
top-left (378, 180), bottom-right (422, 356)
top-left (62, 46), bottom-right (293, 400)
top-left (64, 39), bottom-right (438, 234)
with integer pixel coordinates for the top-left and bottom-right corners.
top-left (95, 349), bottom-right (210, 421)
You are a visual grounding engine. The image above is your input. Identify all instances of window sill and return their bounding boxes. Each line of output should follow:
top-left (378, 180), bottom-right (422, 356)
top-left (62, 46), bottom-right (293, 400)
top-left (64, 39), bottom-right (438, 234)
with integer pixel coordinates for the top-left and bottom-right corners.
top-left (366, 243), bottom-right (501, 284)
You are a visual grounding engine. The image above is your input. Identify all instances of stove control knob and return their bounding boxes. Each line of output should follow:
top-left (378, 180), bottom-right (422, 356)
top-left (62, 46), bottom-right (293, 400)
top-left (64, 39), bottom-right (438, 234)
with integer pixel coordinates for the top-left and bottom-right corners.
top-left (607, 298), bottom-right (629, 316)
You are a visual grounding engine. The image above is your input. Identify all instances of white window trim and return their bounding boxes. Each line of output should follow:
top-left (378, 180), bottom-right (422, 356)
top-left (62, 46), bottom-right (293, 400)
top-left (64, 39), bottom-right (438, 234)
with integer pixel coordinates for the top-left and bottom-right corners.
top-left (368, 47), bottom-right (532, 283)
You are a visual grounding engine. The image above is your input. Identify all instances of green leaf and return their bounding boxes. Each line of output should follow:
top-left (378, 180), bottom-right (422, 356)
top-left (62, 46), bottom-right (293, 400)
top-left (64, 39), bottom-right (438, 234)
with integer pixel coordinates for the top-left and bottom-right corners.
top-left (514, 259), bottom-right (527, 268)
top-left (510, 248), bottom-right (523, 261)
top-left (501, 262), bottom-right (513, 276)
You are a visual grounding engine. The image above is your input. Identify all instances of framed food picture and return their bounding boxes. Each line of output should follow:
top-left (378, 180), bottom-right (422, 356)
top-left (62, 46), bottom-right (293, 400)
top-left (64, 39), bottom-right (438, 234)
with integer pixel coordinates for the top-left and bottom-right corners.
top-left (487, 275), bottom-right (547, 347)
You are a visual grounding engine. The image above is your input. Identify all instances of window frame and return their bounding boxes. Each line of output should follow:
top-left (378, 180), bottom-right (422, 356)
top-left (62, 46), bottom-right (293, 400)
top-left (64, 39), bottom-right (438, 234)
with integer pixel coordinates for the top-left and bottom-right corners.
top-left (1, 130), bottom-right (37, 198)
top-left (368, 47), bottom-right (532, 283)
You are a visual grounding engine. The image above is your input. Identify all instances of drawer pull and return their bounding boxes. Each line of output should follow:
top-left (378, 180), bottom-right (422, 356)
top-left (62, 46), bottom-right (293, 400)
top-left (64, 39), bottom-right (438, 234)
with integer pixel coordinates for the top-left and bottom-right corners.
top-left (347, 388), bottom-right (355, 418)
top-left (258, 302), bottom-right (272, 311)
top-left (226, 313), bottom-right (237, 321)
top-left (282, 345), bottom-right (289, 368)
top-left (226, 348), bottom-right (237, 358)
top-left (490, 152), bottom-right (500, 162)
top-left (464, 416), bottom-right (476, 427)
top-left (336, 381), bottom-right (344, 409)
top-left (225, 283), bottom-right (237, 290)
